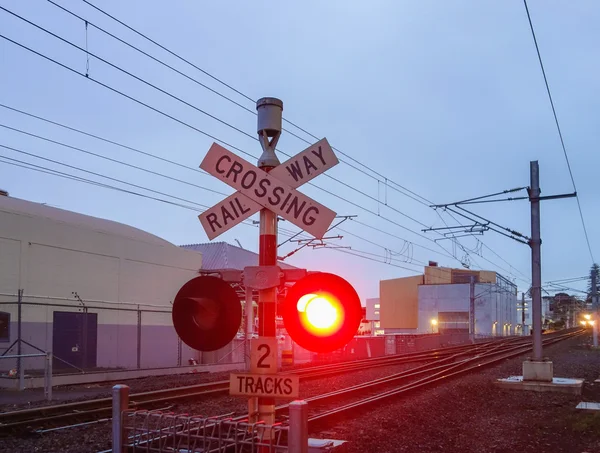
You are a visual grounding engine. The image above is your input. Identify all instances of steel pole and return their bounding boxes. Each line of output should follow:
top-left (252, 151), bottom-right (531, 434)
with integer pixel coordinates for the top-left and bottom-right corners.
top-left (529, 161), bottom-right (543, 361)
top-left (469, 276), bottom-right (475, 342)
top-left (17, 289), bottom-right (24, 391)
top-left (520, 293), bottom-right (523, 334)
top-left (593, 267), bottom-right (598, 347)
top-left (256, 97), bottom-right (282, 437)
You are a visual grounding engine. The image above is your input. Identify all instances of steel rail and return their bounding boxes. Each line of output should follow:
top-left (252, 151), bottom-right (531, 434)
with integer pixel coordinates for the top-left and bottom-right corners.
top-left (0, 338), bottom-right (514, 433)
top-left (110, 330), bottom-right (579, 453)
top-left (306, 330), bottom-right (582, 424)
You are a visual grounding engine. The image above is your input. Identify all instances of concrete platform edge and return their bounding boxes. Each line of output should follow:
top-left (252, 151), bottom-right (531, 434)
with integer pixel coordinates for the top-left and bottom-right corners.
top-left (494, 377), bottom-right (584, 395)
top-left (0, 362), bottom-right (244, 390)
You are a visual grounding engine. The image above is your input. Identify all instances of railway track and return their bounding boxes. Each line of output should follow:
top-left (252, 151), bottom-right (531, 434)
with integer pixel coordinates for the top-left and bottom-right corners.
top-left (112, 329), bottom-right (581, 453)
top-left (0, 334), bottom-right (563, 435)
top-left (278, 329), bottom-right (583, 425)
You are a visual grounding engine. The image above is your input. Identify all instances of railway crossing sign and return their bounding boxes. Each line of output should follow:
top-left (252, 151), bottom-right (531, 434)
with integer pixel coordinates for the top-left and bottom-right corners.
top-left (199, 138), bottom-right (339, 239)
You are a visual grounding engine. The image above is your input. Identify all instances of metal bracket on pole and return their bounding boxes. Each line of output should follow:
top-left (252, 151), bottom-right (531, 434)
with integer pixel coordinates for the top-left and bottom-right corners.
top-left (243, 266), bottom-right (282, 291)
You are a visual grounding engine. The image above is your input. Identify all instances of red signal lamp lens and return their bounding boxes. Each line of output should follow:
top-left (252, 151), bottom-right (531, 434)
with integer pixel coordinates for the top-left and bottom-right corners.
top-left (282, 273), bottom-right (361, 353)
top-left (297, 293), bottom-right (342, 335)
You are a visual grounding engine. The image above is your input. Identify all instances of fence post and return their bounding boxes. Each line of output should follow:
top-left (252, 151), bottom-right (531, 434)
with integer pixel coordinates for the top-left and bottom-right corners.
top-left (112, 385), bottom-right (130, 453)
top-left (45, 352), bottom-right (53, 401)
top-left (288, 400), bottom-right (308, 453)
top-left (17, 289), bottom-right (24, 391)
top-left (137, 306), bottom-right (141, 369)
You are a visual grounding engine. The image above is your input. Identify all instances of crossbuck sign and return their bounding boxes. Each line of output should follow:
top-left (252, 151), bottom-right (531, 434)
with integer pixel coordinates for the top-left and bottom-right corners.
top-left (199, 138), bottom-right (338, 239)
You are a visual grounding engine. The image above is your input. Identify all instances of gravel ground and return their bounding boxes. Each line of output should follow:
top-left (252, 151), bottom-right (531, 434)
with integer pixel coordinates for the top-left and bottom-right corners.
top-left (0, 360), bottom-right (424, 453)
top-left (2, 334), bottom-right (597, 453)
top-left (0, 355), bottom-right (357, 411)
top-left (310, 332), bottom-right (600, 453)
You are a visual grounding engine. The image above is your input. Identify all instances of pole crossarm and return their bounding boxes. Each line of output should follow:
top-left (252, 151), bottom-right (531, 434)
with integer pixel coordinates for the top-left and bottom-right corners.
top-left (430, 186), bottom-right (528, 208)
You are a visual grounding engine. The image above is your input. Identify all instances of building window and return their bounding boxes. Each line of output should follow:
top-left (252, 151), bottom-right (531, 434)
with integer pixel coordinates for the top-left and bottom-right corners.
top-left (374, 321), bottom-right (380, 328)
top-left (374, 304), bottom-right (380, 309)
top-left (0, 312), bottom-right (9, 342)
top-left (374, 310), bottom-right (380, 316)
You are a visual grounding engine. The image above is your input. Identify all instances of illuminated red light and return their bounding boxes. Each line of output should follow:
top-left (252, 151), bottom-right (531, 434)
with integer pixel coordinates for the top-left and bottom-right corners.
top-left (282, 273), bottom-right (361, 353)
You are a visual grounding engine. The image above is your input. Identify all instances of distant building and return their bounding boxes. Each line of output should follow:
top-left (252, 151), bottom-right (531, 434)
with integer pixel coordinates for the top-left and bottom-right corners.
top-left (365, 298), bottom-right (382, 335)
top-left (378, 265), bottom-right (518, 336)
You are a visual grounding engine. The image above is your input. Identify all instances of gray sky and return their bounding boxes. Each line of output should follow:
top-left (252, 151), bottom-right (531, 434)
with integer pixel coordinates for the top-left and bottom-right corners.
top-left (1, 0), bottom-right (598, 301)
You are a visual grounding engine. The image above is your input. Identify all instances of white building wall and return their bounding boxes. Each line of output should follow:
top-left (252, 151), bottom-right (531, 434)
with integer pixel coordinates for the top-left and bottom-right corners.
top-left (366, 298), bottom-right (380, 321)
top-left (0, 196), bottom-right (203, 370)
top-left (417, 283), bottom-right (518, 336)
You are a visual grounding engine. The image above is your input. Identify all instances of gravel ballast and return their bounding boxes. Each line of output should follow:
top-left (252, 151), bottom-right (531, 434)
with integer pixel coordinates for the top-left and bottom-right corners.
top-left (1, 333), bottom-right (598, 453)
top-left (311, 332), bottom-right (600, 453)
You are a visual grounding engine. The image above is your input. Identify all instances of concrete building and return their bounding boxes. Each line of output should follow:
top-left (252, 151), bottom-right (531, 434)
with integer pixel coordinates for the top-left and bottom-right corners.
top-left (379, 265), bottom-right (518, 336)
top-left (365, 298), bottom-right (382, 335)
top-left (0, 195), bottom-right (203, 372)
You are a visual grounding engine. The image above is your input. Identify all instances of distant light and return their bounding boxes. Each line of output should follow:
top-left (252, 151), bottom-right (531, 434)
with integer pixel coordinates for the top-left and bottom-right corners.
top-left (584, 314), bottom-right (592, 321)
top-left (589, 320), bottom-right (596, 326)
top-left (580, 321), bottom-right (587, 326)
top-left (430, 319), bottom-right (438, 326)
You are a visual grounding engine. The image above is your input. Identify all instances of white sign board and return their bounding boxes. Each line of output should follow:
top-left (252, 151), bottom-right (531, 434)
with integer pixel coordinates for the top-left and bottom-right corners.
top-left (229, 373), bottom-right (299, 398)
top-left (198, 138), bottom-right (338, 239)
top-left (199, 143), bottom-right (336, 239)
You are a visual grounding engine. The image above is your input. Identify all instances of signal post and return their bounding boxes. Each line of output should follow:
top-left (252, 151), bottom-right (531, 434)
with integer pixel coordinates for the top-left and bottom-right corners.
top-left (172, 96), bottom-right (362, 451)
top-left (256, 97), bottom-right (283, 430)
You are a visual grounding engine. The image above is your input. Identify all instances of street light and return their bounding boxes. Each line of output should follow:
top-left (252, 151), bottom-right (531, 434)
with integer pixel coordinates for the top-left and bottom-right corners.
top-left (584, 314), bottom-right (592, 321)
top-left (430, 318), bottom-right (438, 333)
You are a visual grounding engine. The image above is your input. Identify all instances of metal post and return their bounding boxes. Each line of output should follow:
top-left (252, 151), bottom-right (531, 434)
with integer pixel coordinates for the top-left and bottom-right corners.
top-left (529, 161), bottom-right (543, 361)
top-left (592, 268), bottom-right (598, 347)
top-left (245, 286), bottom-right (253, 371)
top-left (45, 352), bottom-right (53, 401)
top-left (17, 289), bottom-right (24, 391)
top-left (82, 307), bottom-right (88, 370)
top-left (256, 97), bottom-right (282, 438)
top-left (521, 292), bottom-right (526, 336)
top-left (137, 305), bottom-right (142, 369)
top-left (112, 384), bottom-right (129, 453)
top-left (469, 276), bottom-right (475, 342)
top-left (245, 286), bottom-right (258, 422)
top-left (288, 400), bottom-right (308, 453)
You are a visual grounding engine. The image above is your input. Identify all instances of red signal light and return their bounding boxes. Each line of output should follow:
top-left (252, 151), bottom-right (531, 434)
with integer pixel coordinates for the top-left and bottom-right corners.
top-left (172, 276), bottom-right (241, 352)
top-left (281, 273), bottom-right (361, 353)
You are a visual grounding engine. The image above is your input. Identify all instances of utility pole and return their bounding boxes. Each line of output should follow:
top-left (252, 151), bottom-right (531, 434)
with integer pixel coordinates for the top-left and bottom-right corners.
top-left (469, 276), bottom-right (475, 342)
top-left (519, 292), bottom-right (523, 334)
top-left (593, 267), bottom-right (598, 347)
top-left (256, 97), bottom-right (282, 438)
top-left (529, 161), bottom-right (543, 361)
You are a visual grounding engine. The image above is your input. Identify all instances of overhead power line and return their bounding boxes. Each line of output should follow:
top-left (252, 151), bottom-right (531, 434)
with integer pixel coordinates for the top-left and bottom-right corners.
top-left (77, 0), bottom-right (431, 206)
top-left (68, 0), bottom-right (524, 274)
top-left (0, 123), bottom-right (229, 197)
top-left (522, 0), bottom-right (595, 263)
top-left (0, 154), bottom-right (303, 240)
top-left (0, 103), bottom-right (463, 267)
top-left (1, 5), bottom-right (526, 280)
top-left (0, 9), bottom-right (432, 233)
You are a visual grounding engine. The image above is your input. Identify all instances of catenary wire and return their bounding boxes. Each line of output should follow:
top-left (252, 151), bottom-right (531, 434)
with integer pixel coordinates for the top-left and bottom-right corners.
top-left (2, 8), bottom-right (524, 279)
top-left (0, 12), bottom-right (431, 231)
top-left (522, 0), bottom-right (595, 263)
top-left (73, 0), bottom-right (527, 277)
